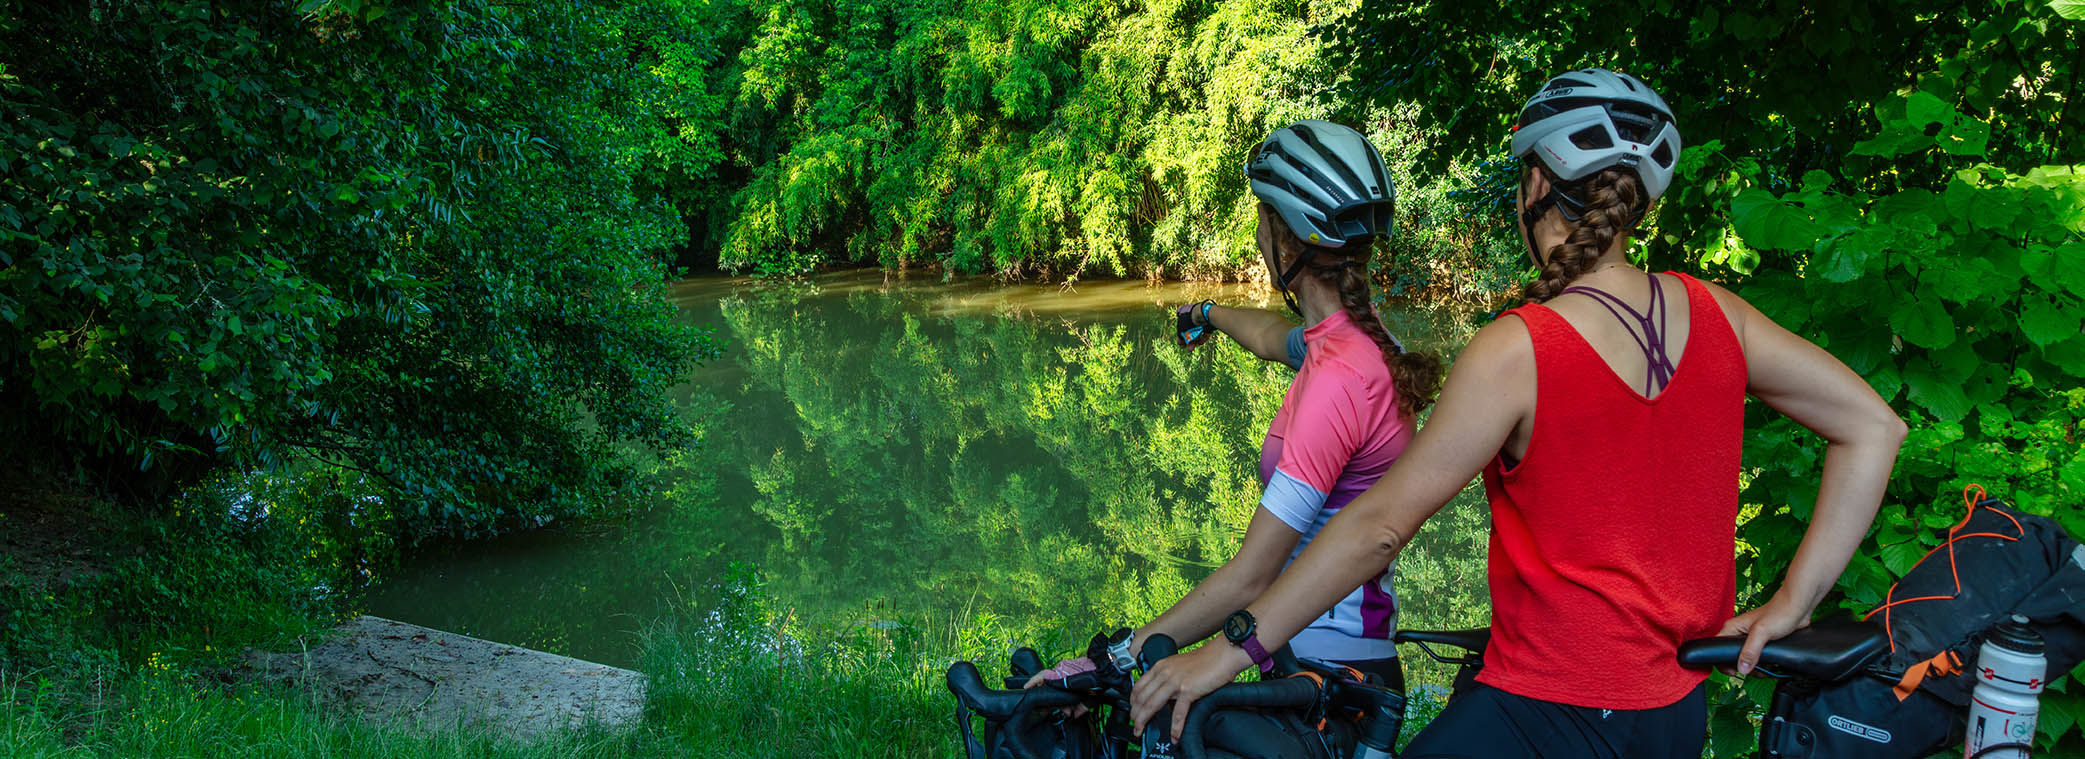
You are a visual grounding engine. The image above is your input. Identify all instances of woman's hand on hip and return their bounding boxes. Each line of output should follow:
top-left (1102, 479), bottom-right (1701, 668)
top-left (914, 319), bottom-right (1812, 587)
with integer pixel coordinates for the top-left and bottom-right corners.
top-left (1130, 641), bottom-right (1251, 737)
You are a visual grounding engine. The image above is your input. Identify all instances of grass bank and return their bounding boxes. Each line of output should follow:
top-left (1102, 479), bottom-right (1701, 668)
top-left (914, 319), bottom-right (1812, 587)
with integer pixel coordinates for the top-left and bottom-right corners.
top-left (0, 565), bottom-right (963, 758)
top-left (3, 556), bottom-right (1453, 758)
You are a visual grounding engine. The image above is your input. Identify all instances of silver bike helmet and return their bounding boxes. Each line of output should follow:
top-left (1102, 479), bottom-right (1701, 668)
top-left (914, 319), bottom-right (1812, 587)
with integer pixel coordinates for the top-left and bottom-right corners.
top-left (1511, 68), bottom-right (1681, 201)
top-left (1244, 119), bottom-right (1396, 250)
top-left (1243, 120), bottom-right (1395, 314)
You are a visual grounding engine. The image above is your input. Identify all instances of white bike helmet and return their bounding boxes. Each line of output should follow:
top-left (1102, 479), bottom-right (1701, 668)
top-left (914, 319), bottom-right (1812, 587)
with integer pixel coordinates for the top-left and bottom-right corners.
top-left (1511, 68), bottom-right (1681, 229)
top-left (1243, 120), bottom-right (1395, 314)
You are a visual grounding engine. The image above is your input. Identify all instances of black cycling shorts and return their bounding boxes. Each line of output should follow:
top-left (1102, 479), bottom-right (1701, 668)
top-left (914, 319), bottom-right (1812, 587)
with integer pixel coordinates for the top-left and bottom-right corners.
top-left (1400, 681), bottom-right (1706, 759)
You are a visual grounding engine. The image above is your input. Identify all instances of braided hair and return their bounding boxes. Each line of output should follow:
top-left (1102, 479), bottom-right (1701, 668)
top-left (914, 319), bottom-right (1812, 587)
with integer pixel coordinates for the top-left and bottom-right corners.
top-left (1523, 166), bottom-right (1648, 303)
top-left (1259, 205), bottom-right (1442, 418)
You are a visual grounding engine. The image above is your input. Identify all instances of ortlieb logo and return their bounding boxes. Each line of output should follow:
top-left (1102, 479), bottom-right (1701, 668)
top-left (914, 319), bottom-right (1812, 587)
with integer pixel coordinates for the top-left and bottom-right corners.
top-left (1828, 714), bottom-right (1893, 744)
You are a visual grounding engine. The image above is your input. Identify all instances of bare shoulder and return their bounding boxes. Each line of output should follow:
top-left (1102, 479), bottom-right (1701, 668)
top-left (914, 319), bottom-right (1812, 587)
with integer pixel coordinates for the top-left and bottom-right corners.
top-left (1453, 313), bottom-right (1535, 379)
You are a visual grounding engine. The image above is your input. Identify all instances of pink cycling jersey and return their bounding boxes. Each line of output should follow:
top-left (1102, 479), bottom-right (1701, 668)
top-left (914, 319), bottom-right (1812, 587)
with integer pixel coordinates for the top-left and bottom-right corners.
top-left (1258, 309), bottom-right (1413, 661)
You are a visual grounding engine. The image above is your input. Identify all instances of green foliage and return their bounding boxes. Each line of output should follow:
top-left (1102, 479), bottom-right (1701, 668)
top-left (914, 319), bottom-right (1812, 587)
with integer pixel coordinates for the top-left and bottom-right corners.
top-left (0, 468), bottom-right (384, 674)
top-left (0, 1), bottom-right (719, 536)
top-left (654, 0), bottom-right (1517, 287)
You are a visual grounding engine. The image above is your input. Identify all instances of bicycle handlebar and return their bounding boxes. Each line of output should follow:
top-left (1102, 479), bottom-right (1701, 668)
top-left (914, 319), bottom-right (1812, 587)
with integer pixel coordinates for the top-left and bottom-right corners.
top-left (1177, 678), bottom-right (1323, 759)
top-left (946, 660), bottom-right (1085, 720)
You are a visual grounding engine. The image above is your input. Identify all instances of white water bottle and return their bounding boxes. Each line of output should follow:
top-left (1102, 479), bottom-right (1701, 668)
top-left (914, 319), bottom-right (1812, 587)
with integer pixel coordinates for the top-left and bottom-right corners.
top-left (1965, 615), bottom-right (2045, 758)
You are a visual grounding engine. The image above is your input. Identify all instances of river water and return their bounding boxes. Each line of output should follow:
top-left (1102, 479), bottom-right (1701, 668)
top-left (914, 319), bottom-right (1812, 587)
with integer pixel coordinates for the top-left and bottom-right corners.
top-left (364, 271), bottom-right (1490, 684)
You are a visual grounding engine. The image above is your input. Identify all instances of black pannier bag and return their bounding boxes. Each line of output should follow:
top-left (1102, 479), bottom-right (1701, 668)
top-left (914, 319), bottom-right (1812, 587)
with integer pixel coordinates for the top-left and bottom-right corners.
top-left (1765, 492), bottom-right (2085, 758)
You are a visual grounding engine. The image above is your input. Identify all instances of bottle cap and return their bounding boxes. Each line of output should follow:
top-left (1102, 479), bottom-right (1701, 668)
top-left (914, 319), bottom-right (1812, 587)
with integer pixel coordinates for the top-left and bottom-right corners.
top-left (1988, 616), bottom-right (2045, 655)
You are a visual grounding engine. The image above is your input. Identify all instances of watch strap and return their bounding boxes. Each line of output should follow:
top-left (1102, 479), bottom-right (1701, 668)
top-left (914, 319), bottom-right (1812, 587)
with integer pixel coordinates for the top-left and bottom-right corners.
top-left (1240, 635), bottom-right (1274, 675)
top-left (1106, 630), bottom-right (1137, 674)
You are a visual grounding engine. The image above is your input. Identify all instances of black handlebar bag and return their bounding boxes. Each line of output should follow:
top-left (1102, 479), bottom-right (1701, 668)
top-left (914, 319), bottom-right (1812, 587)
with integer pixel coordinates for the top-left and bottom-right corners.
top-left (967, 713), bottom-right (1101, 759)
top-left (1198, 708), bottom-right (1344, 759)
top-left (1765, 499), bottom-right (2085, 758)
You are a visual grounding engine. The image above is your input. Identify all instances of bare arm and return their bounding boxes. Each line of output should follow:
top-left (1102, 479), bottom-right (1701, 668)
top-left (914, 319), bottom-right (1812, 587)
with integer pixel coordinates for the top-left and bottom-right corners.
top-left (1203, 305), bottom-right (1298, 365)
top-left (1709, 284), bottom-right (1906, 673)
top-left (1132, 509), bottom-right (1302, 659)
top-left (1131, 319), bottom-right (1535, 732)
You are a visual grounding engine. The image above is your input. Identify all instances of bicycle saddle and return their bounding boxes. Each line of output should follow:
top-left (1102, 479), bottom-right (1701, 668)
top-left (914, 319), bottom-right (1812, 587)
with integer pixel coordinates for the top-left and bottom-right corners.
top-left (1677, 621), bottom-right (1888, 682)
top-left (1394, 628), bottom-right (1491, 656)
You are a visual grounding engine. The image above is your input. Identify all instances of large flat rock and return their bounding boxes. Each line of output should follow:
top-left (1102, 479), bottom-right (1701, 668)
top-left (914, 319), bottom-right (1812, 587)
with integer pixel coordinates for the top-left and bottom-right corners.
top-left (247, 616), bottom-right (645, 739)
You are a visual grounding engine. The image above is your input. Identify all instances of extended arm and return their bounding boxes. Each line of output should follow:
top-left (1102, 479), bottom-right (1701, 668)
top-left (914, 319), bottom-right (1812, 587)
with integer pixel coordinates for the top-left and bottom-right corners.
top-left (1202, 305), bottom-right (1299, 365)
top-left (1711, 285), bottom-right (1906, 674)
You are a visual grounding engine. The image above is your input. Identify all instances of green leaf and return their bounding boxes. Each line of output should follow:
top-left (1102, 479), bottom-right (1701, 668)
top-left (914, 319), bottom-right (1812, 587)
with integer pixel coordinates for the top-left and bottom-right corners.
top-left (227, 315), bottom-right (244, 336)
top-left (1880, 540), bottom-right (1928, 577)
top-left (1866, 363), bottom-right (1904, 403)
top-left (1709, 701), bottom-right (1755, 758)
top-left (1732, 189), bottom-right (1831, 251)
top-left (1905, 360), bottom-right (1975, 421)
top-left (1942, 119), bottom-right (1991, 156)
top-left (1851, 123), bottom-right (1930, 158)
top-left (2022, 299), bottom-right (2080, 347)
top-left (2053, 0), bottom-right (2085, 21)
top-left (2052, 242), bottom-right (2085, 297)
top-left (1906, 91), bottom-right (1956, 133)
top-left (1815, 228), bottom-right (1884, 283)
top-left (1890, 297), bottom-right (1956, 349)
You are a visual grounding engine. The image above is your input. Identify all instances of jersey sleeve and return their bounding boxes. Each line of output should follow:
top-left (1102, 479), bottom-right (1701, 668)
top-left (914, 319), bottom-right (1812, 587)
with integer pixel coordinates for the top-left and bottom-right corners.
top-left (1283, 326), bottom-right (1307, 370)
top-left (1258, 366), bottom-right (1370, 532)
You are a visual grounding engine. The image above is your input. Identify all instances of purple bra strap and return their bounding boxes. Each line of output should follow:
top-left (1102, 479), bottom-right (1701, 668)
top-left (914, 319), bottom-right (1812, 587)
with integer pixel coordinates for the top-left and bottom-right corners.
top-left (1558, 272), bottom-right (1678, 394)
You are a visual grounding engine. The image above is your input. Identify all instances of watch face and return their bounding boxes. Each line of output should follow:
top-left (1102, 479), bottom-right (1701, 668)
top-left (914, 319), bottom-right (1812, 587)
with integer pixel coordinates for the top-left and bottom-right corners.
top-left (1224, 612), bottom-right (1253, 641)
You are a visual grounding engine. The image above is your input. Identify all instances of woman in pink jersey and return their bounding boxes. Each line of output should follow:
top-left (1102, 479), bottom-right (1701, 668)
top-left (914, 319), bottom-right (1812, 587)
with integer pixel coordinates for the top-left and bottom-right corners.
top-left (1132, 70), bottom-right (1906, 758)
top-left (1027, 120), bottom-right (1441, 692)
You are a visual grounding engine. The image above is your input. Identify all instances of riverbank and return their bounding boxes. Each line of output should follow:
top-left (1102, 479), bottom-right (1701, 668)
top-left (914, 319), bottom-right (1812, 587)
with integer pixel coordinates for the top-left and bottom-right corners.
top-left (1, 538), bottom-right (955, 758)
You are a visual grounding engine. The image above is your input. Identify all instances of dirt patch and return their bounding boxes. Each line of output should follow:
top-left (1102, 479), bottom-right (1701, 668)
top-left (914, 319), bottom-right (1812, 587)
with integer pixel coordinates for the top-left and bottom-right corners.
top-left (0, 480), bottom-right (109, 591)
top-left (245, 616), bottom-right (646, 740)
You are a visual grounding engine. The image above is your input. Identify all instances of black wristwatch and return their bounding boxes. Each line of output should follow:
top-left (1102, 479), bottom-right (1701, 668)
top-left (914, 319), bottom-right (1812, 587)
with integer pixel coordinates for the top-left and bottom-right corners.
top-left (1223, 610), bottom-right (1274, 674)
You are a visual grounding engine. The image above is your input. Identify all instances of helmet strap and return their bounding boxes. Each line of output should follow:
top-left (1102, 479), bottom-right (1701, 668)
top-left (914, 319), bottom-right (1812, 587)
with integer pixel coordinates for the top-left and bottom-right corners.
top-left (1271, 248), bottom-right (1315, 318)
top-left (1519, 184), bottom-right (1589, 268)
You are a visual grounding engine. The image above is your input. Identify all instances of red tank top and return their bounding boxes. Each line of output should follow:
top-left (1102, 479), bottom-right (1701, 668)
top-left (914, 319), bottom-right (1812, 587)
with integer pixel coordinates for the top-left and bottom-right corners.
top-left (1476, 272), bottom-right (1747, 709)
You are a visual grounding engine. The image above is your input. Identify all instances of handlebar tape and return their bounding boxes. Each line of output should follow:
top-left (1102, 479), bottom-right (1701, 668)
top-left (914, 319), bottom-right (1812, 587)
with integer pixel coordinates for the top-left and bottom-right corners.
top-left (1140, 633), bottom-right (1178, 668)
top-left (1011, 648), bottom-right (1045, 679)
top-left (946, 661), bottom-right (1082, 721)
top-left (1177, 678), bottom-right (1325, 759)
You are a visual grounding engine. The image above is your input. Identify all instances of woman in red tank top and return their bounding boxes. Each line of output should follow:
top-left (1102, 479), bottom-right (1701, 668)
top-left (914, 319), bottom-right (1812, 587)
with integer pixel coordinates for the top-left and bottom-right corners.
top-left (1133, 70), bottom-right (1907, 758)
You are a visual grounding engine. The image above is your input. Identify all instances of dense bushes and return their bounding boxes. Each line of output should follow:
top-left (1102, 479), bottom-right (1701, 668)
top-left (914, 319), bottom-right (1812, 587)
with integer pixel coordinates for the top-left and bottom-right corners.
top-left (0, 1), bottom-right (718, 536)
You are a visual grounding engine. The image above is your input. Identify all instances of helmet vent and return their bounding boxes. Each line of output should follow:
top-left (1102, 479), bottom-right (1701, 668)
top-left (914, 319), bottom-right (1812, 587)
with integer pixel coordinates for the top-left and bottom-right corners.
top-left (1569, 126), bottom-right (1614, 151)
top-left (1609, 104), bottom-right (1664, 144)
top-left (1650, 141), bottom-right (1675, 168)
